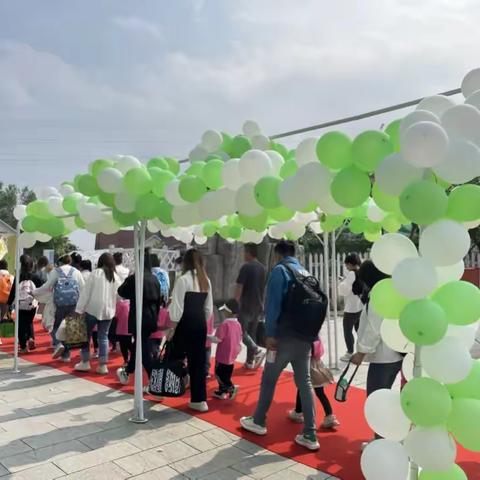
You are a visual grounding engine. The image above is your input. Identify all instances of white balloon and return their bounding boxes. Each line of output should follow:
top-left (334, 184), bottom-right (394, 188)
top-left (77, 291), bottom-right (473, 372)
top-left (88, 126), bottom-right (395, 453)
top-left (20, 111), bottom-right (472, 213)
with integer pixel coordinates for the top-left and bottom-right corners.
top-left (371, 233), bottom-right (418, 275)
top-left (402, 353), bottom-right (416, 381)
top-left (59, 184), bottom-right (75, 196)
top-left (114, 191), bottom-right (136, 213)
top-left (295, 211), bottom-right (317, 224)
top-left (215, 188), bottom-right (237, 216)
top-left (268, 224), bottom-right (285, 240)
top-left (461, 68), bottom-right (480, 98)
top-left (367, 202), bottom-right (386, 223)
top-left (404, 427), bottom-right (456, 471)
top-left (63, 217), bottom-right (77, 232)
top-left (265, 150), bottom-right (284, 175)
top-left (198, 192), bottom-right (218, 221)
top-left (309, 221), bottom-right (323, 234)
top-left (279, 176), bottom-right (312, 212)
top-left (317, 191), bottom-right (346, 215)
top-left (194, 235), bottom-right (208, 245)
top-left (97, 167), bottom-right (124, 194)
top-left (35, 233), bottom-right (52, 243)
top-left (441, 104), bottom-right (480, 145)
top-left (241, 229), bottom-right (266, 244)
top-left (189, 145), bottom-right (209, 162)
top-left (361, 440), bottom-right (409, 480)
top-left (464, 89), bottom-right (480, 110)
top-left (402, 121), bottom-right (449, 168)
top-left (147, 220), bottom-right (161, 233)
top-left (392, 257), bottom-right (437, 299)
top-left (374, 153), bottom-right (424, 196)
top-left (435, 261), bottom-right (464, 285)
top-left (465, 219), bottom-right (480, 230)
top-left (201, 130), bottom-right (223, 153)
top-left (381, 319), bottom-right (415, 354)
top-left (78, 203), bottom-right (103, 224)
top-left (47, 197), bottom-right (66, 216)
top-left (35, 186), bottom-right (60, 200)
top-left (242, 120), bottom-right (261, 138)
top-left (98, 213), bottom-right (120, 235)
top-left (295, 137), bottom-right (318, 166)
top-left (18, 232), bottom-right (36, 249)
top-left (419, 220), bottom-right (470, 267)
top-left (416, 95), bottom-right (455, 117)
top-left (400, 110), bottom-right (440, 138)
top-left (297, 162), bottom-right (333, 198)
top-left (172, 204), bottom-right (201, 227)
top-left (239, 150), bottom-right (273, 183)
top-left (116, 155), bottom-right (141, 174)
top-left (13, 205), bottom-right (27, 221)
top-left (433, 139), bottom-right (480, 184)
top-left (235, 183), bottom-right (263, 216)
top-left (222, 159), bottom-right (243, 190)
top-left (364, 389), bottom-right (411, 441)
top-left (164, 180), bottom-right (188, 207)
top-left (422, 336), bottom-right (472, 383)
top-left (251, 134), bottom-right (270, 150)
top-left (447, 324), bottom-right (477, 350)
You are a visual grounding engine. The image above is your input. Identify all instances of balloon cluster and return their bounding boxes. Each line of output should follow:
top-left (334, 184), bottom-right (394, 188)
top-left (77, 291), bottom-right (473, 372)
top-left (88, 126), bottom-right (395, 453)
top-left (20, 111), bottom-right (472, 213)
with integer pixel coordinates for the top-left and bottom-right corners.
top-left (14, 68), bottom-right (480, 479)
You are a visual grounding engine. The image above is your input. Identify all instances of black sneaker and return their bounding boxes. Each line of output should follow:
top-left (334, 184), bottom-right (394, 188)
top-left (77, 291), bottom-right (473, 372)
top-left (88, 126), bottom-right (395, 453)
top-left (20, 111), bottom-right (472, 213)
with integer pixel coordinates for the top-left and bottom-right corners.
top-left (228, 385), bottom-right (239, 400)
top-left (213, 390), bottom-right (228, 400)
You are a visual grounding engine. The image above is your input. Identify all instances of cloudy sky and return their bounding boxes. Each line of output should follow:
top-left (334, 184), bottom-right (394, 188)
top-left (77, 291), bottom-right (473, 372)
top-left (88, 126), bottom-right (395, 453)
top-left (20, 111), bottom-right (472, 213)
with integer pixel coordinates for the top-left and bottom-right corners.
top-left (0, 0), bottom-right (477, 248)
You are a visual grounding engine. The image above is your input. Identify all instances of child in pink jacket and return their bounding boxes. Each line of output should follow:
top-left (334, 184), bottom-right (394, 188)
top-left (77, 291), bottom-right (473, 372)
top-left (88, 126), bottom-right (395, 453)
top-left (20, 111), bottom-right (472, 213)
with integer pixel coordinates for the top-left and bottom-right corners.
top-left (115, 299), bottom-right (132, 366)
top-left (149, 307), bottom-right (173, 361)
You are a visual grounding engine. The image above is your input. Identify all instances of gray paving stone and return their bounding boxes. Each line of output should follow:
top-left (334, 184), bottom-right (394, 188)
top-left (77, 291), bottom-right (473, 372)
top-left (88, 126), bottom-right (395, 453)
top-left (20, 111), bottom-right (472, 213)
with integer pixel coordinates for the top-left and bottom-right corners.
top-left (0, 462), bottom-right (65, 479)
top-left (200, 467), bottom-right (254, 480)
top-left (128, 423), bottom-right (202, 451)
top-left (202, 428), bottom-right (238, 447)
top-left (77, 423), bottom-right (154, 450)
top-left (62, 461), bottom-right (130, 479)
top-left (232, 451), bottom-right (295, 479)
top-left (132, 465), bottom-right (186, 480)
top-left (182, 433), bottom-right (217, 453)
top-left (0, 439), bottom-right (32, 459)
top-left (231, 439), bottom-right (266, 456)
top-left (288, 463), bottom-right (332, 479)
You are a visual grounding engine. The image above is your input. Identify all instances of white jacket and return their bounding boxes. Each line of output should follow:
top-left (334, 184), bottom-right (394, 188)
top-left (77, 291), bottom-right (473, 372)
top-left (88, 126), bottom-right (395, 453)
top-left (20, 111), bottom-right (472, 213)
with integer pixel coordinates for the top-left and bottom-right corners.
top-left (75, 269), bottom-right (121, 320)
top-left (357, 304), bottom-right (403, 364)
top-left (34, 265), bottom-right (85, 297)
top-left (338, 270), bottom-right (363, 313)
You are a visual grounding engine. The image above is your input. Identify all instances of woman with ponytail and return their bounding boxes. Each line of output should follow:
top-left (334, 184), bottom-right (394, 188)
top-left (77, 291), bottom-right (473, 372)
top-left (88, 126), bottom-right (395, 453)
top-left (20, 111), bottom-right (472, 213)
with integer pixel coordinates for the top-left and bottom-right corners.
top-left (168, 249), bottom-right (213, 412)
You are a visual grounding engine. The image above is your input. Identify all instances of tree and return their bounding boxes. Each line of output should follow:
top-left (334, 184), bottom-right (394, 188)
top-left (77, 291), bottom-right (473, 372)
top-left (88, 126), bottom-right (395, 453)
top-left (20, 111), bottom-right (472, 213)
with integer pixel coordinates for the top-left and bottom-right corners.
top-left (0, 183), bottom-right (77, 260)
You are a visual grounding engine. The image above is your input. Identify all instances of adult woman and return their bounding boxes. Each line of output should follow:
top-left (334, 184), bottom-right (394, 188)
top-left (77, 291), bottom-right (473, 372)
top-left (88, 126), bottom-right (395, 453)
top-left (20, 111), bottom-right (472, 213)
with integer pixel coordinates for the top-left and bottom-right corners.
top-left (168, 249), bottom-right (213, 412)
top-left (74, 253), bottom-right (121, 374)
top-left (116, 251), bottom-right (162, 384)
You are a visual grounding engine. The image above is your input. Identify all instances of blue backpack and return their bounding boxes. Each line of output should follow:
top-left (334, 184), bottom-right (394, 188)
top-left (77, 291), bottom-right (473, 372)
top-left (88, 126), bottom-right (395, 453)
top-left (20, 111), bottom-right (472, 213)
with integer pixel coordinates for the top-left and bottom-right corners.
top-left (54, 268), bottom-right (80, 307)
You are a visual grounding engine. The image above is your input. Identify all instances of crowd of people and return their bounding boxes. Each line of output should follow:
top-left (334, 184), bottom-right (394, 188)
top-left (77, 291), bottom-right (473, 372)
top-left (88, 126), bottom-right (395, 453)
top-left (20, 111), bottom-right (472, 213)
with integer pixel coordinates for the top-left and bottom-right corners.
top-left (0, 241), bottom-right (416, 451)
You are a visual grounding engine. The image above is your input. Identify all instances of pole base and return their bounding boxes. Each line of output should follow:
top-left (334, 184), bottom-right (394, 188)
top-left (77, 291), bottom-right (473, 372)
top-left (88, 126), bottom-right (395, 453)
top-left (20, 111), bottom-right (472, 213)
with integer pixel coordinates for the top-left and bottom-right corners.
top-left (12, 369), bottom-right (21, 374)
top-left (129, 417), bottom-right (148, 424)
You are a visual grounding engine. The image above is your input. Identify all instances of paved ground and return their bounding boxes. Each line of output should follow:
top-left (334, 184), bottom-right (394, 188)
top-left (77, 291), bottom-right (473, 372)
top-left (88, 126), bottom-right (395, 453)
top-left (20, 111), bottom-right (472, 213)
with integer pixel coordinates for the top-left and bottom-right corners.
top-left (0, 317), bottom-right (366, 479)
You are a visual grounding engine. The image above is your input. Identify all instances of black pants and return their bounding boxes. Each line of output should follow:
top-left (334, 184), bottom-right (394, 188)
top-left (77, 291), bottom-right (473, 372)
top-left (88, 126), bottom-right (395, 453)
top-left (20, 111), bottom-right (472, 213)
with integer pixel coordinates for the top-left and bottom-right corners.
top-left (366, 361), bottom-right (402, 396)
top-left (126, 334), bottom-right (152, 377)
top-left (118, 335), bottom-right (134, 364)
top-left (109, 318), bottom-right (118, 347)
top-left (18, 309), bottom-right (36, 349)
top-left (215, 363), bottom-right (234, 392)
top-left (343, 311), bottom-right (361, 354)
top-left (295, 387), bottom-right (332, 416)
top-left (92, 331), bottom-right (98, 350)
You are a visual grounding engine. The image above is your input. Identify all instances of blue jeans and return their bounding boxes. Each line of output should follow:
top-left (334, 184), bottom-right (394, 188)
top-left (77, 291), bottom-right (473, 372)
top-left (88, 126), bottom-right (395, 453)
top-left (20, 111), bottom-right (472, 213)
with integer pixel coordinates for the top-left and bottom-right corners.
top-left (81, 314), bottom-right (112, 364)
top-left (51, 304), bottom-right (75, 359)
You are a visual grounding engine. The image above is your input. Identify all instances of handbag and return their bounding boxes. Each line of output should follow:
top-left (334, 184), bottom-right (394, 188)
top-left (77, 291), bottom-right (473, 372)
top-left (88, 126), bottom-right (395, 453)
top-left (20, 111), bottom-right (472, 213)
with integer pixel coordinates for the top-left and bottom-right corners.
top-left (310, 357), bottom-right (334, 387)
top-left (334, 361), bottom-right (360, 402)
top-left (64, 313), bottom-right (88, 348)
top-left (149, 342), bottom-right (187, 398)
top-left (0, 312), bottom-right (14, 338)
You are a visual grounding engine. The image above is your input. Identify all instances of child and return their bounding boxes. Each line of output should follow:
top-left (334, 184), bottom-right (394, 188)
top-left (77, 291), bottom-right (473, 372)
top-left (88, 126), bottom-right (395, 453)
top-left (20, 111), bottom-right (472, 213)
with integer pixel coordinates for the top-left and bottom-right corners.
top-left (288, 338), bottom-right (340, 429)
top-left (209, 299), bottom-right (242, 400)
top-left (115, 299), bottom-right (132, 367)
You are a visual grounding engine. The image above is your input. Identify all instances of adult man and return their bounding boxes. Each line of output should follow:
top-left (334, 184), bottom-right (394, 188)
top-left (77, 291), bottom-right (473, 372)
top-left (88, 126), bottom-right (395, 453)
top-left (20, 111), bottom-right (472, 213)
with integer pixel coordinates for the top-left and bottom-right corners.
top-left (235, 243), bottom-right (266, 369)
top-left (240, 240), bottom-right (319, 451)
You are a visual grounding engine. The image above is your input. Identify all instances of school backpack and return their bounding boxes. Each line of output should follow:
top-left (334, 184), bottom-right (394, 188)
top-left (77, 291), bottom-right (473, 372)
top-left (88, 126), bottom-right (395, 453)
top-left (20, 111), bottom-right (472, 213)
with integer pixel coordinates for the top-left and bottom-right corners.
top-left (18, 280), bottom-right (37, 310)
top-left (0, 273), bottom-right (12, 304)
top-left (53, 268), bottom-right (79, 307)
top-left (278, 262), bottom-right (328, 343)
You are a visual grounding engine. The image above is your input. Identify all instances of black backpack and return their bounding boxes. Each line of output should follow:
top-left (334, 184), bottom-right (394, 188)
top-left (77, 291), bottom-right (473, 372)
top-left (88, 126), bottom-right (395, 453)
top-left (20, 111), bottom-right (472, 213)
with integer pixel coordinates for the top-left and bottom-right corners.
top-left (352, 271), bottom-right (365, 297)
top-left (277, 262), bottom-right (328, 342)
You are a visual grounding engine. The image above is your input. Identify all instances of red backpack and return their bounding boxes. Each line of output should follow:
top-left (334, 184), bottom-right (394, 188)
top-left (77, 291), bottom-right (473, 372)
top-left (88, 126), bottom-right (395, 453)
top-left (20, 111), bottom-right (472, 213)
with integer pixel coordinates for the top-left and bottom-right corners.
top-left (0, 273), bottom-right (12, 304)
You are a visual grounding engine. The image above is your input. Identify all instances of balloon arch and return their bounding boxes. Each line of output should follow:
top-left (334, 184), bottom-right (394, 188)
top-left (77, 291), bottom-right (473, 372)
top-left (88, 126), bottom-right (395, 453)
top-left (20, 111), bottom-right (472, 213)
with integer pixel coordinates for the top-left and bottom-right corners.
top-left (12, 68), bottom-right (480, 480)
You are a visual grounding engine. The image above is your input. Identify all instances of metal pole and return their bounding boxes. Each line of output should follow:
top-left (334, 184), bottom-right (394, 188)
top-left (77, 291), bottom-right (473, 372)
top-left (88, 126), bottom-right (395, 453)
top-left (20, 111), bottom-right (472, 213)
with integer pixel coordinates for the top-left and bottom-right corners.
top-left (13, 224), bottom-right (21, 373)
top-left (323, 231), bottom-right (332, 368)
top-left (331, 231), bottom-right (339, 370)
top-left (130, 222), bottom-right (147, 424)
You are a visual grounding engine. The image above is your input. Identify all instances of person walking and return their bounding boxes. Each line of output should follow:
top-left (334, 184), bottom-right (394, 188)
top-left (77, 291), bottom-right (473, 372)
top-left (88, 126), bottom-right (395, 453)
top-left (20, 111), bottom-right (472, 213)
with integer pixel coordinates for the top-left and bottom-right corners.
top-left (240, 240), bottom-right (320, 451)
top-left (0, 259), bottom-right (14, 331)
top-left (79, 260), bottom-right (92, 282)
top-left (151, 253), bottom-right (170, 302)
top-left (7, 255), bottom-right (38, 353)
top-left (338, 253), bottom-right (364, 362)
top-left (167, 249), bottom-right (213, 413)
top-left (113, 252), bottom-right (130, 283)
top-left (116, 251), bottom-right (162, 384)
top-left (35, 254), bottom-right (85, 361)
top-left (235, 243), bottom-right (266, 369)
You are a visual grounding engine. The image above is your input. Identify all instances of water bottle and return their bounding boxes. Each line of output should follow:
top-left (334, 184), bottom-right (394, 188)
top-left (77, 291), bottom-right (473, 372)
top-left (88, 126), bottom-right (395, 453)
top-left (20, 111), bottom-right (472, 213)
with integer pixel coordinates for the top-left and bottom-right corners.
top-left (266, 350), bottom-right (276, 363)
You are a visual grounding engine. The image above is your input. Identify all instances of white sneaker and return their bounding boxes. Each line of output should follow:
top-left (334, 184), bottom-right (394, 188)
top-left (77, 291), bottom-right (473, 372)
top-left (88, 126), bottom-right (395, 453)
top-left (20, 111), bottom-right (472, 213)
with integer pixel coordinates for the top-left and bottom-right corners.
top-left (52, 344), bottom-right (65, 359)
top-left (244, 362), bottom-right (255, 370)
top-left (287, 409), bottom-right (304, 423)
top-left (96, 364), bottom-right (108, 375)
top-left (116, 367), bottom-right (129, 385)
top-left (188, 401), bottom-right (209, 413)
top-left (61, 355), bottom-right (71, 363)
top-left (295, 434), bottom-right (320, 451)
top-left (320, 414), bottom-right (340, 429)
top-left (340, 352), bottom-right (353, 362)
top-left (74, 361), bottom-right (91, 372)
top-left (240, 416), bottom-right (267, 435)
top-left (253, 349), bottom-right (266, 369)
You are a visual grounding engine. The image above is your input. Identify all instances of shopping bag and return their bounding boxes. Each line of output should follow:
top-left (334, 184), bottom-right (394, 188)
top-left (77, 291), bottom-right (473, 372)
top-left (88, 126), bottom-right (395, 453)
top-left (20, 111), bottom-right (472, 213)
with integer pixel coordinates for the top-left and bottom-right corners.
top-left (334, 361), bottom-right (359, 402)
top-left (64, 313), bottom-right (88, 348)
top-left (0, 313), bottom-right (14, 338)
top-left (56, 319), bottom-right (67, 342)
top-left (310, 357), bottom-right (334, 387)
top-left (149, 342), bottom-right (187, 397)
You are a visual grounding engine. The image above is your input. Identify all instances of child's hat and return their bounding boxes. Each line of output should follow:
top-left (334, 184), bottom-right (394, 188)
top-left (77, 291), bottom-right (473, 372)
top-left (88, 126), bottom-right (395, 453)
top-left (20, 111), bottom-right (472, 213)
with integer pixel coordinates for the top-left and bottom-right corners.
top-left (219, 298), bottom-right (239, 315)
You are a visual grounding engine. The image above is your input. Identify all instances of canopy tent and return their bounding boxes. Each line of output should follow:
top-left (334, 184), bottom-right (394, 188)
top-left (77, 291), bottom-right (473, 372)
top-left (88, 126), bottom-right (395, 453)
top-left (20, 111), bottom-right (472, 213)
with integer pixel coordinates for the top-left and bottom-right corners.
top-left (11, 68), bottom-right (480, 479)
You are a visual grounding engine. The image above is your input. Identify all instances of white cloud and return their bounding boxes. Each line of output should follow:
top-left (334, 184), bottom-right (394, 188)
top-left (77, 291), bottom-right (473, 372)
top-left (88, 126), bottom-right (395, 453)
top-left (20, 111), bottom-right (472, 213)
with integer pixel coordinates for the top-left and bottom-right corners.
top-left (112, 16), bottom-right (163, 40)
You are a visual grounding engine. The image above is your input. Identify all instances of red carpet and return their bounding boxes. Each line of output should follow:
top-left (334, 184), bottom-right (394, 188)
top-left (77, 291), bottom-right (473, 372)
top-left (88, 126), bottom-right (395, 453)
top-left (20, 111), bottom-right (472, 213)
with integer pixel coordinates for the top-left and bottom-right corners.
top-left (1, 322), bottom-right (479, 480)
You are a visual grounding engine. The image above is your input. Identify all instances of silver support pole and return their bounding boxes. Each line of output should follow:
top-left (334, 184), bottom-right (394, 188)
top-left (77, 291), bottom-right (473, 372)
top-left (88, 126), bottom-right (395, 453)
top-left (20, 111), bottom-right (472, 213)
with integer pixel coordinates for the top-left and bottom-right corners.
top-left (331, 231), bottom-right (339, 370)
top-left (323, 231), bottom-right (332, 368)
top-left (130, 221), bottom-right (148, 424)
top-left (409, 344), bottom-right (423, 479)
top-left (13, 224), bottom-right (21, 373)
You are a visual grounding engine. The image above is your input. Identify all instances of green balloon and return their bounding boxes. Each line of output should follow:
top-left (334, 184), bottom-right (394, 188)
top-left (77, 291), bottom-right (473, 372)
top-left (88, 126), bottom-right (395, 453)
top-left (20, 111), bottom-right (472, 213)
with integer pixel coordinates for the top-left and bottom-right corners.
top-left (364, 228), bottom-right (382, 243)
top-left (447, 399), bottom-right (480, 451)
top-left (271, 141), bottom-right (290, 160)
top-left (124, 168), bottom-right (152, 196)
top-left (432, 281), bottom-right (480, 326)
top-left (418, 465), bottom-right (467, 480)
top-left (399, 299), bottom-right (448, 345)
top-left (401, 377), bottom-right (452, 426)
top-left (299, 201), bottom-right (317, 213)
top-left (447, 360), bottom-right (480, 400)
top-left (98, 191), bottom-right (115, 208)
top-left (149, 167), bottom-right (175, 198)
top-left (74, 217), bottom-right (85, 229)
top-left (219, 226), bottom-right (231, 240)
top-left (112, 209), bottom-right (138, 227)
top-left (89, 158), bottom-right (113, 177)
top-left (348, 217), bottom-right (365, 234)
top-left (178, 176), bottom-right (207, 203)
top-left (220, 132), bottom-right (233, 154)
top-left (385, 119), bottom-right (402, 152)
top-left (135, 193), bottom-right (160, 219)
top-left (26, 200), bottom-right (52, 220)
top-left (157, 200), bottom-right (174, 225)
top-left (280, 160), bottom-right (297, 179)
top-left (229, 225), bottom-right (242, 240)
top-left (201, 159), bottom-right (224, 190)
top-left (206, 154), bottom-right (222, 162)
top-left (370, 279), bottom-right (409, 319)
top-left (254, 177), bottom-right (281, 209)
top-left (372, 183), bottom-right (400, 212)
top-left (219, 225), bottom-right (241, 240)
top-left (73, 174), bottom-right (82, 192)
top-left (352, 130), bottom-right (393, 172)
top-left (42, 217), bottom-right (65, 237)
top-left (77, 174), bottom-right (100, 197)
top-left (382, 214), bottom-right (402, 233)
top-left (321, 215), bottom-right (344, 232)
top-left (227, 215), bottom-right (242, 228)
top-left (238, 211), bottom-right (268, 232)
top-left (331, 166), bottom-right (371, 208)
top-left (147, 157), bottom-right (169, 170)
top-left (62, 193), bottom-right (83, 214)
top-left (316, 131), bottom-right (352, 169)
top-left (399, 180), bottom-right (448, 225)
top-left (22, 216), bottom-right (40, 233)
top-left (228, 135), bottom-right (251, 158)
top-left (186, 161), bottom-right (206, 177)
top-left (447, 185), bottom-right (480, 222)
top-left (165, 157), bottom-right (180, 175)
top-left (203, 222), bottom-right (219, 237)
top-left (268, 206), bottom-right (294, 222)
